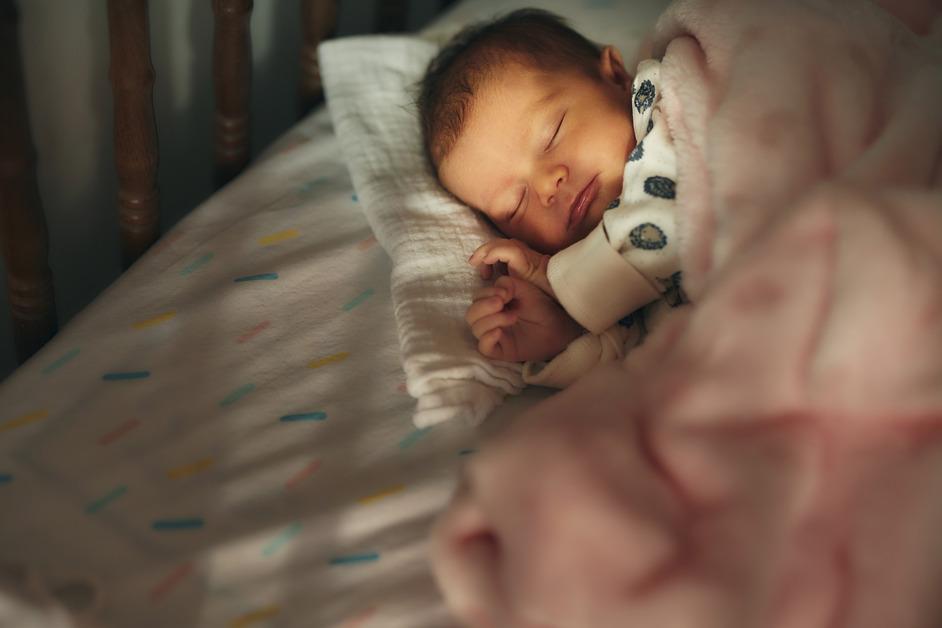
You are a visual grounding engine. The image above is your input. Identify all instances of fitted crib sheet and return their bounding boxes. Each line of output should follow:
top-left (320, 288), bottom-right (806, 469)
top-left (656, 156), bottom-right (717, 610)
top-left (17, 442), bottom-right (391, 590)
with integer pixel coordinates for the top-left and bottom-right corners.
top-left (0, 108), bottom-right (551, 628)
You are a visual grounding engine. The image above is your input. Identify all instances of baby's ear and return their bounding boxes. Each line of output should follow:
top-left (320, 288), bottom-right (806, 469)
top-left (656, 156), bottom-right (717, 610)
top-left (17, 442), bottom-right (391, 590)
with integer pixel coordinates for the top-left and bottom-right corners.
top-left (599, 45), bottom-right (632, 93)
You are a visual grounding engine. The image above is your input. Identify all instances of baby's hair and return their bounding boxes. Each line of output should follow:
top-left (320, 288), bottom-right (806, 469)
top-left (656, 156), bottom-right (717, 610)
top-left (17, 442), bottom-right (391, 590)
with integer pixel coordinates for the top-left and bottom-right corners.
top-left (418, 9), bottom-right (602, 171)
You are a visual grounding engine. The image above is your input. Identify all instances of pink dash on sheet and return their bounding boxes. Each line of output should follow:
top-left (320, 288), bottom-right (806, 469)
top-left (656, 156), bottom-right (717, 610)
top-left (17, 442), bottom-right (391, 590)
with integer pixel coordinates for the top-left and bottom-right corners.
top-left (285, 459), bottom-right (321, 490)
top-left (397, 382), bottom-right (407, 394)
top-left (98, 419), bottom-right (142, 446)
top-left (338, 607), bottom-right (377, 628)
top-left (357, 235), bottom-right (377, 250)
top-left (237, 321), bottom-right (271, 343)
top-left (149, 561), bottom-right (194, 602)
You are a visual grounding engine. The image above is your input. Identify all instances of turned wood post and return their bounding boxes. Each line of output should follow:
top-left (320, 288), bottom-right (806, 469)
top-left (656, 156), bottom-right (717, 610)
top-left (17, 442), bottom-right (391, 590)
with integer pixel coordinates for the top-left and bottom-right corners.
top-left (107, 0), bottom-right (160, 269)
top-left (298, 0), bottom-right (337, 118)
top-left (0, 0), bottom-right (58, 363)
top-left (212, 0), bottom-right (253, 189)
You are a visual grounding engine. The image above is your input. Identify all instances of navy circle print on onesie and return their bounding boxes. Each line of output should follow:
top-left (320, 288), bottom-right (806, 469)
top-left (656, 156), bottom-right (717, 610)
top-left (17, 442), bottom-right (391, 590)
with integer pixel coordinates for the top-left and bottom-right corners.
top-left (634, 79), bottom-right (655, 113)
top-left (644, 175), bottom-right (676, 199)
top-left (628, 140), bottom-right (644, 162)
top-left (629, 223), bottom-right (668, 250)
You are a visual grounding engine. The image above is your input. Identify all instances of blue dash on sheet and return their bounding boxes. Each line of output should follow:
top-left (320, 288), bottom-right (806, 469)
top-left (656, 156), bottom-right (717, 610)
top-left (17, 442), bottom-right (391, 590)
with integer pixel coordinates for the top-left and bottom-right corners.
top-left (329, 552), bottom-right (379, 566)
top-left (220, 384), bottom-right (255, 407)
top-left (102, 371), bottom-right (151, 381)
top-left (280, 412), bottom-right (327, 422)
top-left (459, 448), bottom-right (476, 456)
top-left (42, 348), bottom-right (80, 375)
top-left (399, 427), bottom-right (431, 450)
top-left (262, 522), bottom-right (302, 556)
top-left (299, 177), bottom-right (328, 194)
top-left (86, 485), bottom-right (128, 514)
top-left (0, 474), bottom-right (13, 485)
top-left (180, 252), bottom-right (214, 276)
top-left (342, 288), bottom-right (374, 311)
top-left (351, 194), bottom-right (358, 202)
top-left (234, 273), bottom-right (279, 283)
top-left (152, 518), bottom-right (205, 531)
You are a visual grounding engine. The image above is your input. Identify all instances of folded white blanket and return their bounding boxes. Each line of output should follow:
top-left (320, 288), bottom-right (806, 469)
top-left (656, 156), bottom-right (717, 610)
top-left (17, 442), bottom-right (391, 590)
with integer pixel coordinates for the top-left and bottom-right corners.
top-left (320, 37), bottom-right (525, 427)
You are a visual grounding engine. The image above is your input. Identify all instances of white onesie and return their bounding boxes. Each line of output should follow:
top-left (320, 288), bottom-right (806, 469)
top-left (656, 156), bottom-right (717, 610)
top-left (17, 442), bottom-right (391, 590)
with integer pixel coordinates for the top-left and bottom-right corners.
top-left (524, 59), bottom-right (687, 388)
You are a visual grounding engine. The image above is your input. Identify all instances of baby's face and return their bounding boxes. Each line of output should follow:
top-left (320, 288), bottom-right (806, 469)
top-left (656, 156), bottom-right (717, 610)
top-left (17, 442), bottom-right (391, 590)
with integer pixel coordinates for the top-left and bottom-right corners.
top-left (438, 54), bottom-right (636, 254)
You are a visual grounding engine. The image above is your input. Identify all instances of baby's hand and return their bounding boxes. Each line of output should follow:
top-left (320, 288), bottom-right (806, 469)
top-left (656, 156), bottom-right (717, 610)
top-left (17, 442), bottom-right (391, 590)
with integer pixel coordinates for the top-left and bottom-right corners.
top-left (469, 239), bottom-right (553, 297)
top-left (465, 275), bottom-right (582, 363)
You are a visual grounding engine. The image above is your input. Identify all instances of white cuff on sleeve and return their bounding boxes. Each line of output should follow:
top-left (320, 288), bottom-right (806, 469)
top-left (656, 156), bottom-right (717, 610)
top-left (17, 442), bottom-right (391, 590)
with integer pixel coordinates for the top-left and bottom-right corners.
top-left (548, 224), bottom-right (660, 334)
top-left (523, 326), bottom-right (631, 389)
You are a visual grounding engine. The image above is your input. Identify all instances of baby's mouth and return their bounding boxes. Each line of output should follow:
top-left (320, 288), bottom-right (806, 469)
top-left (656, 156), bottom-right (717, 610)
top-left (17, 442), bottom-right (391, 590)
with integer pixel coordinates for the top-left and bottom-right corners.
top-left (568, 175), bottom-right (599, 231)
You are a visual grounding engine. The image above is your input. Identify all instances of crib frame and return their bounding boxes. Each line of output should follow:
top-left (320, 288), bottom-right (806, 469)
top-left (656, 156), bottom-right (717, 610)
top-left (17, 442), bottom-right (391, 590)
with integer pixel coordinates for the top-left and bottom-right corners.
top-left (0, 0), bottom-right (425, 365)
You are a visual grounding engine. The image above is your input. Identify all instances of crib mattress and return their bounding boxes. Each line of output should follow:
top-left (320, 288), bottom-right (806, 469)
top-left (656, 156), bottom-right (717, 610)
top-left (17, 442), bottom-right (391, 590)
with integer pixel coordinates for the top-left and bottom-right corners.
top-left (0, 108), bottom-right (550, 628)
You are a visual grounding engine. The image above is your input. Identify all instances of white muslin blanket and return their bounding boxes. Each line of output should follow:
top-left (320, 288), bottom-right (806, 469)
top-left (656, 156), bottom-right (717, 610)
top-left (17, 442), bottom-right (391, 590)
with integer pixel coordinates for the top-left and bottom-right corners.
top-left (320, 37), bottom-right (525, 427)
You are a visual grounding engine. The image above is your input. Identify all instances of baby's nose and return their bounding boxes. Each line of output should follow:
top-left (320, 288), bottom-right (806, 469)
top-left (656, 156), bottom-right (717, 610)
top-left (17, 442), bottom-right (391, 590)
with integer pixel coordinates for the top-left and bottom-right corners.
top-left (537, 164), bottom-right (568, 206)
top-left (431, 367), bottom-right (689, 628)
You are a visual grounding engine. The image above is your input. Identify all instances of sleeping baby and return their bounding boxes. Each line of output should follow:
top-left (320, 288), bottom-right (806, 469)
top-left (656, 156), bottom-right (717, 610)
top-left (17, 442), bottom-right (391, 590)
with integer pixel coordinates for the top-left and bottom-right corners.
top-left (418, 8), bottom-right (687, 388)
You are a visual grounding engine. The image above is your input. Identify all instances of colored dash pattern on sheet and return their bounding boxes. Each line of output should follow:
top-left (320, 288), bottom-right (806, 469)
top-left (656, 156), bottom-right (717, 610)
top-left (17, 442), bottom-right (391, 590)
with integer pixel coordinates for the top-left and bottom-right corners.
top-left (230, 604), bottom-right (280, 628)
top-left (149, 561), bottom-right (194, 602)
top-left (152, 518), bottom-right (205, 531)
top-left (86, 485), bottom-right (128, 514)
top-left (0, 474), bottom-right (13, 485)
top-left (357, 484), bottom-right (405, 505)
top-left (167, 457), bottom-right (214, 480)
top-left (180, 252), bottom-right (214, 276)
top-left (237, 321), bottom-right (270, 343)
top-left (99, 419), bottom-right (142, 445)
top-left (220, 384), bottom-right (255, 407)
top-left (285, 460), bottom-right (320, 490)
top-left (309, 352), bottom-right (349, 369)
top-left (262, 522), bottom-right (302, 556)
top-left (399, 428), bottom-right (430, 450)
top-left (103, 371), bottom-right (151, 381)
top-left (342, 288), bottom-right (374, 311)
top-left (234, 273), bottom-right (279, 282)
top-left (329, 553), bottom-right (379, 566)
top-left (258, 228), bottom-right (300, 246)
top-left (133, 311), bottom-right (177, 329)
top-left (1, 409), bottom-right (48, 434)
top-left (42, 348), bottom-right (80, 375)
top-left (280, 411), bottom-right (326, 422)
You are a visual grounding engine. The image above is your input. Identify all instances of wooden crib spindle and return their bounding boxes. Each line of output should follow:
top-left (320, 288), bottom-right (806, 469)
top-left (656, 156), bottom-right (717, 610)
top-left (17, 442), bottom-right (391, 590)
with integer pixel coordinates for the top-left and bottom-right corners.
top-left (107, 0), bottom-right (160, 269)
top-left (0, 0), bottom-right (59, 363)
top-left (299, 0), bottom-right (338, 118)
top-left (212, 0), bottom-right (253, 189)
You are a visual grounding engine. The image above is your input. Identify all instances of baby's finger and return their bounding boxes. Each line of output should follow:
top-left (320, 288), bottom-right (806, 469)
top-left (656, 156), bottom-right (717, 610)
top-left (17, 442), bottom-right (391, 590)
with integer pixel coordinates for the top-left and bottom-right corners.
top-left (478, 264), bottom-right (494, 280)
top-left (470, 310), bottom-right (518, 340)
top-left (478, 328), bottom-right (505, 360)
top-left (472, 284), bottom-right (510, 302)
top-left (465, 295), bottom-right (506, 326)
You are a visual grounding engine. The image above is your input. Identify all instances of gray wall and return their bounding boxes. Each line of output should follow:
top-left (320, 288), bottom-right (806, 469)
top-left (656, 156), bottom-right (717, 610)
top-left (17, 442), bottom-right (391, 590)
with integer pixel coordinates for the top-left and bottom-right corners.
top-left (0, 0), bottom-right (442, 381)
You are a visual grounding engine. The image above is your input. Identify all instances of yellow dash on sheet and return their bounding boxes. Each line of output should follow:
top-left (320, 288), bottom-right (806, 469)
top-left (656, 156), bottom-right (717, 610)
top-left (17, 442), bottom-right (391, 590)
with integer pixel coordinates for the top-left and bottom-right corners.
top-left (167, 457), bottom-right (215, 480)
top-left (258, 228), bottom-right (300, 247)
top-left (0, 409), bottom-right (48, 434)
top-left (230, 604), bottom-right (280, 628)
top-left (133, 311), bottom-right (177, 330)
top-left (149, 561), bottom-right (194, 602)
top-left (285, 459), bottom-right (321, 490)
top-left (357, 484), bottom-right (405, 505)
top-left (308, 352), bottom-right (350, 369)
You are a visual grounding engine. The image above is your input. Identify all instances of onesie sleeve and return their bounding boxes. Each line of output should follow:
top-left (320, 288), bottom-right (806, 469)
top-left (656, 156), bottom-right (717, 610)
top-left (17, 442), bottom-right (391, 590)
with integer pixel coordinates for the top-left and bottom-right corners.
top-left (522, 325), bottom-right (634, 389)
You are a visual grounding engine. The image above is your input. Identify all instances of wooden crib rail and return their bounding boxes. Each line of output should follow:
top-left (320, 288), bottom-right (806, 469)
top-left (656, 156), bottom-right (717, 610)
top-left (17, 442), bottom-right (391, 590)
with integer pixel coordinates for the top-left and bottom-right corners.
top-left (1, 0), bottom-right (446, 366)
top-left (107, 0), bottom-right (160, 268)
top-left (0, 0), bottom-right (58, 363)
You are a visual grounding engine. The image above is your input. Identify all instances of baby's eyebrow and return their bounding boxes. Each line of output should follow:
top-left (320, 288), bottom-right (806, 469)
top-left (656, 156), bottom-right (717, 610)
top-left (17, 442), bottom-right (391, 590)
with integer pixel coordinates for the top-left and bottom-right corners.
top-left (530, 87), bottom-right (563, 114)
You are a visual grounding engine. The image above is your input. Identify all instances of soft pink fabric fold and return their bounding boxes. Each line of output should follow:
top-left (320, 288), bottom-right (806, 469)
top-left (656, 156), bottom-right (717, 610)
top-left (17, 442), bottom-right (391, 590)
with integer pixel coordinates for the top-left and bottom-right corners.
top-left (432, 1), bottom-right (942, 626)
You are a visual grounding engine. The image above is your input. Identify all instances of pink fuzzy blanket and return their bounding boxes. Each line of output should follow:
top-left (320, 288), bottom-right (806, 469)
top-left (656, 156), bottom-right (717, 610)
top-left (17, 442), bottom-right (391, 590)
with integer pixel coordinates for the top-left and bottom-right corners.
top-left (431, 1), bottom-right (942, 626)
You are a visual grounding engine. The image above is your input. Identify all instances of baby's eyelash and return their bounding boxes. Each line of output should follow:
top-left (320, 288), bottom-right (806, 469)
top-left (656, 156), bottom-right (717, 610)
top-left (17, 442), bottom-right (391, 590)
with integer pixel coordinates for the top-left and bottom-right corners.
top-left (546, 113), bottom-right (565, 150)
